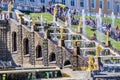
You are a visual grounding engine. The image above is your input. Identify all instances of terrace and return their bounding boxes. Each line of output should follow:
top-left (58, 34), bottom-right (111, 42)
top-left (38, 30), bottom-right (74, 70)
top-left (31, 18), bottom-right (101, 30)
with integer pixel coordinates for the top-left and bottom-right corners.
top-left (24, 12), bottom-right (120, 53)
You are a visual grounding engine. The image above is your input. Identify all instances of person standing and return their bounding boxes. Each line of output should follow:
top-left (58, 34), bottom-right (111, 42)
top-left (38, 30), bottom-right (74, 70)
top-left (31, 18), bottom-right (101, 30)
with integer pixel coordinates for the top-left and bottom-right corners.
top-left (42, 5), bottom-right (45, 12)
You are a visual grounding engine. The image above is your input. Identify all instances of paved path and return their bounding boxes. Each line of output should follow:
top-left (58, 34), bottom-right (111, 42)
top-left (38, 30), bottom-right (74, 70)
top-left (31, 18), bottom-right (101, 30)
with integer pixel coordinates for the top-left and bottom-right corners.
top-left (21, 64), bottom-right (92, 80)
top-left (61, 68), bottom-right (92, 80)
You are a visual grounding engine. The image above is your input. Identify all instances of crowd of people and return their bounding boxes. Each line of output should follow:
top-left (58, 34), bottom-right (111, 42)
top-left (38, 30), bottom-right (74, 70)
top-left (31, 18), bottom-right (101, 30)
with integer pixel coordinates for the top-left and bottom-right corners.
top-left (47, 4), bottom-right (79, 25)
top-left (47, 4), bottom-right (120, 42)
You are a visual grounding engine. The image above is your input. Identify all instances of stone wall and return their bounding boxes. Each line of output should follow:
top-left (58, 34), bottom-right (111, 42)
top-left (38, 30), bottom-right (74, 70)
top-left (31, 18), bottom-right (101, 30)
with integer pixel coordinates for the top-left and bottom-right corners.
top-left (8, 19), bottom-right (88, 69)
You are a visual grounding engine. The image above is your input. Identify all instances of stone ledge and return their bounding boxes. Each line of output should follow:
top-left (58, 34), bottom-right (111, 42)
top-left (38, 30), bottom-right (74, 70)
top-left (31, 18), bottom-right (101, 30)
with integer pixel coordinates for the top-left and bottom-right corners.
top-left (64, 65), bottom-right (72, 68)
top-left (36, 57), bottom-right (43, 61)
top-left (24, 54), bottom-right (30, 57)
top-left (50, 61), bottom-right (56, 64)
top-left (11, 51), bottom-right (17, 54)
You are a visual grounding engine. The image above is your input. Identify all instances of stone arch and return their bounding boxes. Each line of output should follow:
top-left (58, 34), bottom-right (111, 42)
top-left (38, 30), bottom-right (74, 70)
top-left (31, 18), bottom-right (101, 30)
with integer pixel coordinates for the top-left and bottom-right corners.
top-left (12, 32), bottom-right (17, 51)
top-left (36, 45), bottom-right (42, 58)
top-left (49, 52), bottom-right (56, 62)
top-left (23, 38), bottom-right (29, 55)
top-left (64, 60), bottom-right (71, 66)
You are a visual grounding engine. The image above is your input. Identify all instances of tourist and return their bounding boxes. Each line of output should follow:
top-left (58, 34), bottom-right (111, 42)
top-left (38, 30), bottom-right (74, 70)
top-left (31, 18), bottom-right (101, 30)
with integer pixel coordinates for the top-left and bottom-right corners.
top-left (42, 5), bottom-right (45, 12)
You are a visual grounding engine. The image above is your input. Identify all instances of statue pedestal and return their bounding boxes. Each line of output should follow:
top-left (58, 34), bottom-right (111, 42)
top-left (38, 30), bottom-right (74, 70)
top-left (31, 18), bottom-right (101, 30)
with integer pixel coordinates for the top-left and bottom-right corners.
top-left (90, 34), bottom-right (95, 40)
top-left (105, 41), bottom-right (111, 47)
top-left (90, 32), bottom-right (96, 40)
top-left (58, 40), bottom-right (65, 47)
top-left (77, 28), bottom-right (82, 34)
top-left (46, 30), bottom-right (51, 39)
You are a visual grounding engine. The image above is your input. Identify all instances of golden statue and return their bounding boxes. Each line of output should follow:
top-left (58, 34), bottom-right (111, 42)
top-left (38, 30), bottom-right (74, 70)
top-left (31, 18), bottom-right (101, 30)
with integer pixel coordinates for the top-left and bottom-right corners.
top-left (78, 17), bottom-right (82, 33)
top-left (32, 18), bottom-right (36, 26)
top-left (8, 1), bottom-right (12, 13)
top-left (87, 56), bottom-right (97, 71)
top-left (58, 28), bottom-right (64, 47)
top-left (60, 28), bottom-right (64, 40)
top-left (30, 18), bottom-right (36, 32)
top-left (53, 5), bottom-right (57, 17)
top-left (96, 45), bottom-right (102, 57)
top-left (105, 30), bottom-right (110, 47)
top-left (72, 41), bottom-right (78, 47)
top-left (58, 4), bottom-right (66, 9)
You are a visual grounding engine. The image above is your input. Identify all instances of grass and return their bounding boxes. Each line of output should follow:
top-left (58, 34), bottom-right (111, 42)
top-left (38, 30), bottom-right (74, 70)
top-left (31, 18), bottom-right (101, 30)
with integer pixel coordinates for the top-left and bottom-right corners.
top-left (25, 12), bottom-right (53, 23)
top-left (72, 25), bottom-right (77, 29)
top-left (85, 26), bottom-right (94, 37)
top-left (111, 39), bottom-right (120, 50)
top-left (25, 12), bottom-right (66, 25)
top-left (72, 25), bottom-right (93, 37)
top-left (74, 15), bottom-right (80, 19)
top-left (100, 33), bottom-right (120, 50)
top-left (26, 12), bottom-right (120, 50)
top-left (102, 17), bottom-right (120, 28)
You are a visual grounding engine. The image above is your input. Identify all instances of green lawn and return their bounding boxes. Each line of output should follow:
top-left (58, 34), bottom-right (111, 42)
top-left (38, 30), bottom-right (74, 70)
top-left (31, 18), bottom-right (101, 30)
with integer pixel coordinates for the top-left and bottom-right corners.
top-left (111, 39), bottom-right (120, 50)
top-left (102, 17), bottom-right (120, 28)
top-left (100, 33), bottom-right (120, 50)
top-left (25, 12), bottom-right (53, 23)
top-left (72, 25), bottom-right (93, 37)
top-left (84, 26), bottom-right (94, 37)
top-left (74, 15), bottom-right (80, 19)
top-left (25, 12), bottom-right (120, 50)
